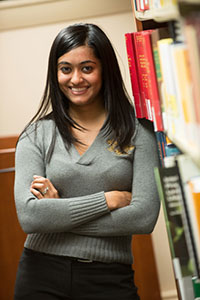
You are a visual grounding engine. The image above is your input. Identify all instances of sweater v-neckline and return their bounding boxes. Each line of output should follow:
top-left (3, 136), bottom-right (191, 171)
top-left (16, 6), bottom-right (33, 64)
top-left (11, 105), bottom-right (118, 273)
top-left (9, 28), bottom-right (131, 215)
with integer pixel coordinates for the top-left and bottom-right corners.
top-left (71, 129), bottom-right (104, 165)
top-left (73, 129), bottom-right (101, 157)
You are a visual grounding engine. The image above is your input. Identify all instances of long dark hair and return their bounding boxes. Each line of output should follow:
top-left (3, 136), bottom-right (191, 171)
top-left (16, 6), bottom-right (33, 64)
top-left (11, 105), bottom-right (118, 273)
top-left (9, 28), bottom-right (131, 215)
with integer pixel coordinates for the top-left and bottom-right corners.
top-left (21, 23), bottom-right (136, 158)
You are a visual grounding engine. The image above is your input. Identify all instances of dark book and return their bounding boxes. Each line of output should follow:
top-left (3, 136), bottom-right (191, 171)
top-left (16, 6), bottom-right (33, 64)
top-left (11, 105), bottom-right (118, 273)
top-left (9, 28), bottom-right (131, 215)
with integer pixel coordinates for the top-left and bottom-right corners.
top-left (154, 161), bottom-right (197, 299)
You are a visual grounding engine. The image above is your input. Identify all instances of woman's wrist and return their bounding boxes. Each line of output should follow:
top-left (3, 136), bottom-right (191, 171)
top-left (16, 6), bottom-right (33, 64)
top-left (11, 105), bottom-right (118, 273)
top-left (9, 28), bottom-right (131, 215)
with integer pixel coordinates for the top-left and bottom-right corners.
top-left (105, 191), bottom-right (132, 211)
top-left (105, 191), bottom-right (117, 210)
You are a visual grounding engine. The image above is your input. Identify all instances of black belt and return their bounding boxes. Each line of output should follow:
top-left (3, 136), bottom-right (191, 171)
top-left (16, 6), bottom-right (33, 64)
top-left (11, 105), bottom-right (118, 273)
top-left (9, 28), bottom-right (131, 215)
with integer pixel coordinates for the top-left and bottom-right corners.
top-left (66, 256), bottom-right (94, 263)
top-left (24, 248), bottom-right (94, 263)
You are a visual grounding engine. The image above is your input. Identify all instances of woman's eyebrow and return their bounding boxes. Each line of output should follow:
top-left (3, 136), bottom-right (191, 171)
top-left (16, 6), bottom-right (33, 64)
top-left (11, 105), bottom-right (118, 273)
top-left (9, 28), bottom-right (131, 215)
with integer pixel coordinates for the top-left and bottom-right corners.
top-left (57, 60), bottom-right (96, 66)
top-left (80, 60), bottom-right (96, 65)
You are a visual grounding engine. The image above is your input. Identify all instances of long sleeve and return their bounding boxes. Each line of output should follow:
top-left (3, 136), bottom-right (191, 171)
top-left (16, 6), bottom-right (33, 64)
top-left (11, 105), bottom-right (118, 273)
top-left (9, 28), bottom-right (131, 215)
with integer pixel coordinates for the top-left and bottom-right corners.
top-left (14, 122), bottom-right (109, 234)
top-left (71, 119), bottom-right (160, 236)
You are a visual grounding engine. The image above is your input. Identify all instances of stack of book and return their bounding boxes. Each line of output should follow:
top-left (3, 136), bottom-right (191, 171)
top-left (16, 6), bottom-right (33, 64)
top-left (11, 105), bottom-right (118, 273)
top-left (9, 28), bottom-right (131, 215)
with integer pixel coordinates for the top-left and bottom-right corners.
top-left (125, 8), bottom-right (200, 298)
top-left (125, 17), bottom-right (200, 165)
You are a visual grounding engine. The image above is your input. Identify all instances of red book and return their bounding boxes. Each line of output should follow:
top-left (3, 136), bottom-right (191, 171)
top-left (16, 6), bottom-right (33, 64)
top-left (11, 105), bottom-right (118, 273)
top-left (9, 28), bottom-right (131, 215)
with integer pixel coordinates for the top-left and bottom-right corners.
top-left (136, 0), bottom-right (149, 11)
top-left (135, 0), bottom-right (144, 11)
top-left (133, 30), bottom-right (164, 131)
top-left (132, 31), bottom-right (153, 123)
top-left (144, 0), bottom-right (150, 10)
top-left (125, 33), bottom-right (147, 118)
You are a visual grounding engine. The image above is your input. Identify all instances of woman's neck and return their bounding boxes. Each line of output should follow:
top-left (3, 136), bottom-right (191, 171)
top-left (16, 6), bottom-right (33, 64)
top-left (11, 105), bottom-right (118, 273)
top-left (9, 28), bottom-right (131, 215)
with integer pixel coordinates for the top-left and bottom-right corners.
top-left (69, 102), bottom-right (106, 130)
top-left (68, 100), bottom-right (107, 155)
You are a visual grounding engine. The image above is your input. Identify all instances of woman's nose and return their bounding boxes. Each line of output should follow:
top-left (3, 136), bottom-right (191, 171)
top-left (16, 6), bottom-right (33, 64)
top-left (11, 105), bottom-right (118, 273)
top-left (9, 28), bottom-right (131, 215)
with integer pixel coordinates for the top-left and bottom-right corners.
top-left (71, 70), bottom-right (83, 85)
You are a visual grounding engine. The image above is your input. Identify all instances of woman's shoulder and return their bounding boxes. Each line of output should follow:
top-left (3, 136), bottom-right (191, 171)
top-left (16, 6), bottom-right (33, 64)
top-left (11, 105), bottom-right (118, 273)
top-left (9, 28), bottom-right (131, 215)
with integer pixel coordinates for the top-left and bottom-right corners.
top-left (137, 118), bottom-right (154, 132)
top-left (37, 114), bottom-right (55, 131)
top-left (132, 118), bottom-right (155, 144)
top-left (18, 114), bottom-right (55, 145)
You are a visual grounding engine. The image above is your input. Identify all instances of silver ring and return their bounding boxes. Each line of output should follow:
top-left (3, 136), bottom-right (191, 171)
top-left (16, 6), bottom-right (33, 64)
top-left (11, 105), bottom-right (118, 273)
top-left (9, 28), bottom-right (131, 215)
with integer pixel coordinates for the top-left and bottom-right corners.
top-left (42, 187), bottom-right (49, 195)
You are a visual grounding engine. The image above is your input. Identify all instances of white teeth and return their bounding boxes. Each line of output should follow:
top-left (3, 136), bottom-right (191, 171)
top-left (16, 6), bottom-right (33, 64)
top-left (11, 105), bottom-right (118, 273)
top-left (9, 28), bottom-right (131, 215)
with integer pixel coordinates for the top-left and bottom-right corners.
top-left (71, 87), bottom-right (87, 92)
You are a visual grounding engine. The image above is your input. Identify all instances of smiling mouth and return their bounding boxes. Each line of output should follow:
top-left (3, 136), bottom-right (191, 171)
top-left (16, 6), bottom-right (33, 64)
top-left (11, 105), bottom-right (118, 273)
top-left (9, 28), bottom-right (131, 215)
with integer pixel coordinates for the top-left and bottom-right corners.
top-left (71, 87), bottom-right (88, 91)
top-left (70, 87), bottom-right (89, 94)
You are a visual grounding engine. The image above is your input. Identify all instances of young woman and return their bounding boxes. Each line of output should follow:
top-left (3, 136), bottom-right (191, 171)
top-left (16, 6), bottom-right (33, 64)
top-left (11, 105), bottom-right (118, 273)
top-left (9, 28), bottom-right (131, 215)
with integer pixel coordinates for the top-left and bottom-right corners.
top-left (14, 23), bottom-right (160, 300)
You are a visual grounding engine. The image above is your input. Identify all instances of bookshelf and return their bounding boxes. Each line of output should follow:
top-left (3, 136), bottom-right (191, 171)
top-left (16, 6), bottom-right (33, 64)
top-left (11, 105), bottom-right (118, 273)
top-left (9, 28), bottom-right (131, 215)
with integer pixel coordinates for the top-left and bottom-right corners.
top-left (179, 0), bottom-right (200, 3)
top-left (127, 0), bottom-right (200, 299)
top-left (134, 5), bottom-right (179, 22)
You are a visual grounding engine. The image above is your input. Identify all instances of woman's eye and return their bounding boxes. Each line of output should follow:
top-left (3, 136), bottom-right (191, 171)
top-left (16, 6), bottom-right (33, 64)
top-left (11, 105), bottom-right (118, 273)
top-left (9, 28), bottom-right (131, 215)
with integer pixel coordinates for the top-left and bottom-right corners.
top-left (82, 66), bottom-right (93, 73)
top-left (60, 67), bottom-right (71, 74)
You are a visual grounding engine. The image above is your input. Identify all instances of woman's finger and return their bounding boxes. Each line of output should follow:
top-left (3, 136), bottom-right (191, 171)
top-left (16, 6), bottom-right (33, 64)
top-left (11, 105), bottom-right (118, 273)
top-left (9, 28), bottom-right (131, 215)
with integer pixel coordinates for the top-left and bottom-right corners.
top-left (31, 176), bottom-right (59, 199)
top-left (32, 176), bottom-right (47, 183)
top-left (32, 177), bottom-right (53, 189)
top-left (30, 188), bottom-right (43, 199)
top-left (32, 178), bottom-right (54, 191)
top-left (31, 183), bottom-right (50, 196)
top-left (31, 182), bottom-right (44, 190)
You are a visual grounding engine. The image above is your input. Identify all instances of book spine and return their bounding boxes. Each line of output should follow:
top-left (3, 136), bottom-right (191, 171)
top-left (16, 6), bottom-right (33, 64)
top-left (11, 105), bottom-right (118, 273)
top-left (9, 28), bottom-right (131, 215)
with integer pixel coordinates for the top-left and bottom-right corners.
top-left (154, 163), bottom-right (196, 299)
top-left (170, 43), bottom-right (197, 148)
top-left (125, 33), bottom-right (145, 118)
top-left (136, 0), bottom-right (145, 11)
top-left (133, 32), bottom-right (153, 122)
top-left (176, 154), bottom-right (200, 276)
top-left (150, 29), bottom-right (170, 132)
top-left (192, 277), bottom-right (200, 298)
top-left (155, 131), bottom-right (168, 167)
top-left (142, 31), bottom-right (164, 131)
top-left (187, 179), bottom-right (200, 269)
top-left (157, 38), bottom-right (177, 136)
top-left (184, 15), bottom-right (200, 132)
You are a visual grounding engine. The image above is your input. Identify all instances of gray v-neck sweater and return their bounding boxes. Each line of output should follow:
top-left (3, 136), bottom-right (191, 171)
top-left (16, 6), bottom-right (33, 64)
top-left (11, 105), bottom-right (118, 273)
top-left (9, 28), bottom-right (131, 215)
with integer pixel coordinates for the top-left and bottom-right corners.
top-left (14, 118), bottom-right (160, 264)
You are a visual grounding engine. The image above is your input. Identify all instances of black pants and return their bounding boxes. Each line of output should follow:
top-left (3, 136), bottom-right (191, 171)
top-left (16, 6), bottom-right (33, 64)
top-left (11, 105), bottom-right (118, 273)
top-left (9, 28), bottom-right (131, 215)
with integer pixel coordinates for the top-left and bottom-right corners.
top-left (14, 248), bottom-right (140, 300)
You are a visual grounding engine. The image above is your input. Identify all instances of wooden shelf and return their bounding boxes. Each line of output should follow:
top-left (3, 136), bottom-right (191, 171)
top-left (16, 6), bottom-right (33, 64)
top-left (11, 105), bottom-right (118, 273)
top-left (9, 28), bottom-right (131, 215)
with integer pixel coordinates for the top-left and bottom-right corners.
top-left (133, 0), bottom-right (200, 22)
top-left (135, 5), bottom-right (180, 22)
top-left (179, 0), bottom-right (200, 4)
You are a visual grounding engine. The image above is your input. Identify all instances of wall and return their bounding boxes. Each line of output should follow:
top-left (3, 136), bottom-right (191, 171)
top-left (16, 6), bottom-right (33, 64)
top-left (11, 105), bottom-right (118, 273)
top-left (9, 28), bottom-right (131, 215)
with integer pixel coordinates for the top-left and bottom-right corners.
top-left (0, 0), bottom-right (178, 299)
top-left (0, 0), bottom-right (134, 136)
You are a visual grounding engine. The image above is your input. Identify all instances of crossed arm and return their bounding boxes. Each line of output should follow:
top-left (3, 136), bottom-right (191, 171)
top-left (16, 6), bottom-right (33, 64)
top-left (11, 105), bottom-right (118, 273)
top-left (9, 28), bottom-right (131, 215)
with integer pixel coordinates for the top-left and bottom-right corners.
top-left (30, 175), bottom-right (132, 211)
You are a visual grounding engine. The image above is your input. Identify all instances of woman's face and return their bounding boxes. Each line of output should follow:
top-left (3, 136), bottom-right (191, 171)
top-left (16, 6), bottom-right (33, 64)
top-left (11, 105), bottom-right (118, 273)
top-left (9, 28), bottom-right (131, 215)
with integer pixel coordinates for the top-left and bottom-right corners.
top-left (57, 45), bottom-right (102, 109)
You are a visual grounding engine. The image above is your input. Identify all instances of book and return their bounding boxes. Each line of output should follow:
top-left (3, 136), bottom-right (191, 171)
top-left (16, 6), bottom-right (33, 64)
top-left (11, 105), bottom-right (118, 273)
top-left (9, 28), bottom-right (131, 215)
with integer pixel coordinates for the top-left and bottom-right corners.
top-left (155, 131), bottom-right (166, 167)
top-left (143, 0), bottom-right (150, 10)
top-left (150, 28), bottom-right (170, 131)
top-left (155, 163), bottom-right (196, 275)
top-left (176, 154), bottom-right (200, 275)
top-left (135, 0), bottom-right (145, 11)
top-left (183, 15), bottom-right (200, 148)
top-left (164, 136), bottom-right (181, 158)
top-left (188, 178), bottom-right (200, 269)
top-left (153, 0), bottom-right (178, 9)
top-left (133, 30), bottom-right (164, 131)
top-left (155, 131), bottom-right (180, 167)
top-left (125, 33), bottom-right (147, 118)
top-left (170, 42), bottom-right (197, 148)
top-left (132, 31), bottom-right (153, 122)
top-left (192, 277), bottom-right (200, 298)
top-left (135, 0), bottom-right (149, 11)
top-left (157, 38), bottom-right (178, 136)
top-left (154, 161), bottom-right (196, 299)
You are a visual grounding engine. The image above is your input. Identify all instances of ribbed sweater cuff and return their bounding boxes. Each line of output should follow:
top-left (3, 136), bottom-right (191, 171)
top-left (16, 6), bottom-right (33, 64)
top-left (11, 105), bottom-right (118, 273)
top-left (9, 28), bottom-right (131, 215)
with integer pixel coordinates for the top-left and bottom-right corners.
top-left (68, 191), bottom-right (109, 226)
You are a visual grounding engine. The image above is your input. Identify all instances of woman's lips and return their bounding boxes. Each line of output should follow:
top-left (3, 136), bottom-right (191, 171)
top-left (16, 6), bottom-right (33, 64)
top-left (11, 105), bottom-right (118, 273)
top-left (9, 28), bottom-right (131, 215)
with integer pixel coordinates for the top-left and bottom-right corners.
top-left (70, 87), bottom-right (89, 95)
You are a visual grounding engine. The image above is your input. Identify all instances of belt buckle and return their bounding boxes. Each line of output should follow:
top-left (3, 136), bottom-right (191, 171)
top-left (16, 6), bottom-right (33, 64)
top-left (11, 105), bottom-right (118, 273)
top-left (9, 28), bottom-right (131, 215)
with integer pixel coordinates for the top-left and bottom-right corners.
top-left (77, 258), bottom-right (93, 263)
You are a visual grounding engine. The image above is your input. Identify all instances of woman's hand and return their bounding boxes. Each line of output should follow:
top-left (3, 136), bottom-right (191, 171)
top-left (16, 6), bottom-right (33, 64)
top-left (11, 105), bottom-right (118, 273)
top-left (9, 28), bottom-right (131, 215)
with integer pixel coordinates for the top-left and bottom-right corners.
top-left (30, 175), bottom-right (59, 199)
top-left (105, 191), bottom-right (132, 211)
